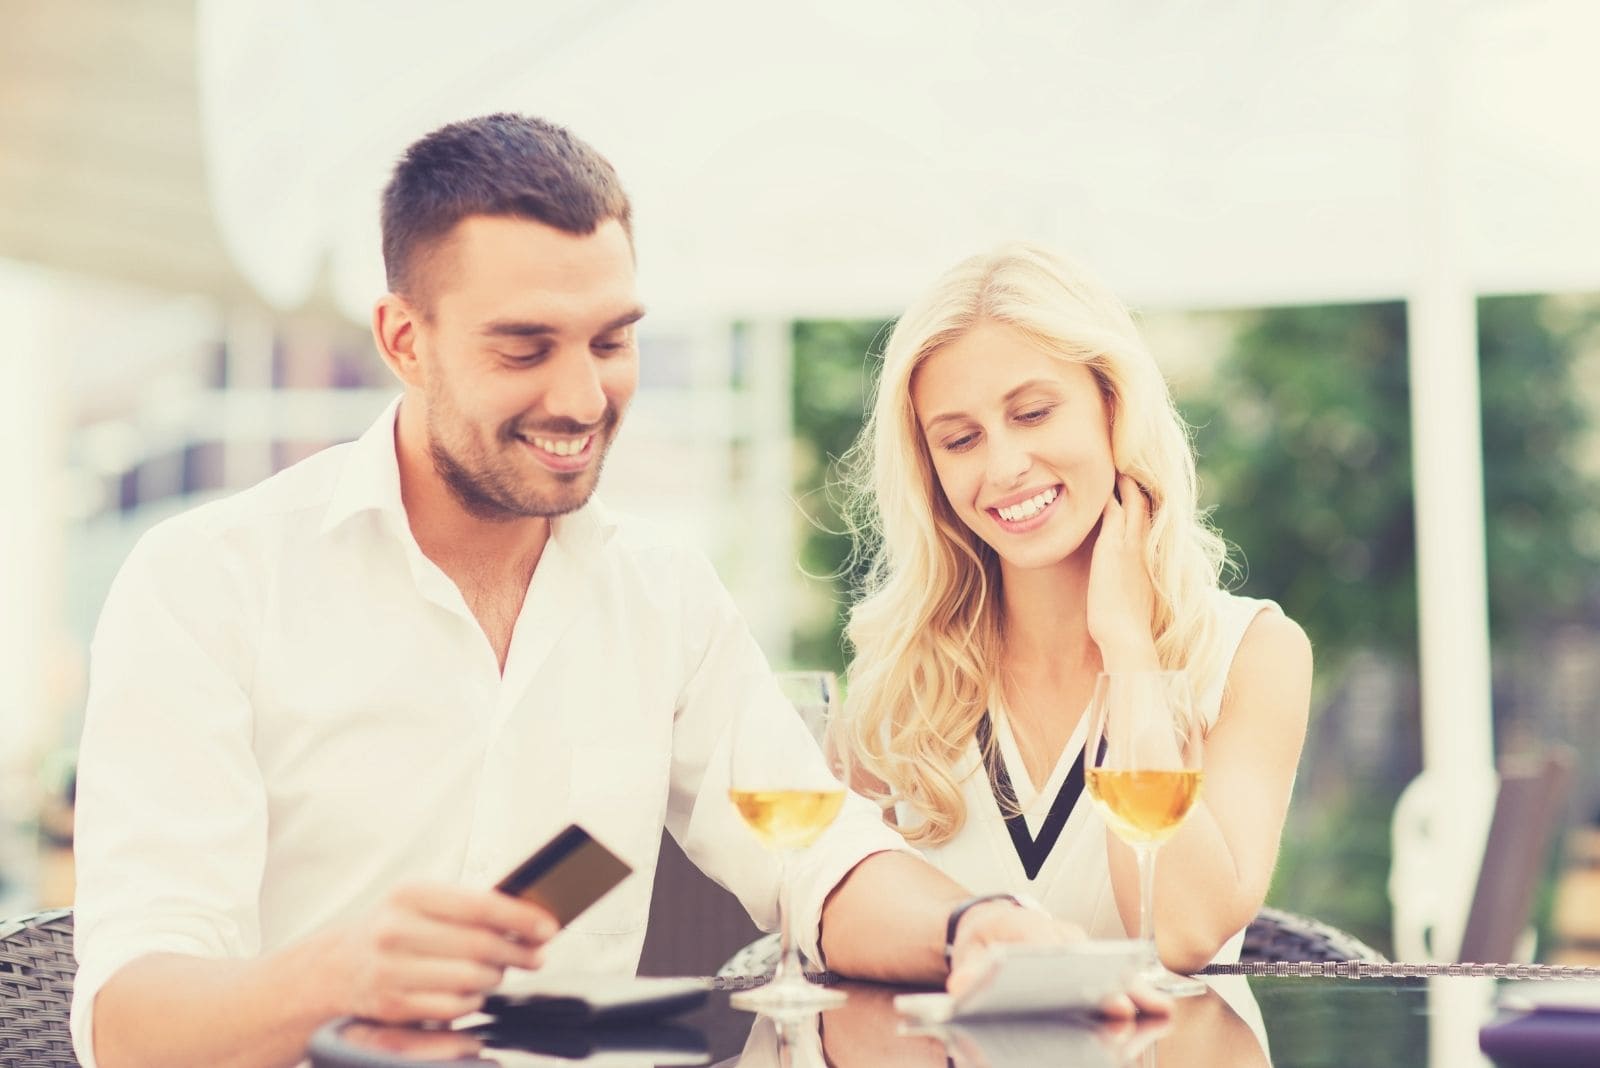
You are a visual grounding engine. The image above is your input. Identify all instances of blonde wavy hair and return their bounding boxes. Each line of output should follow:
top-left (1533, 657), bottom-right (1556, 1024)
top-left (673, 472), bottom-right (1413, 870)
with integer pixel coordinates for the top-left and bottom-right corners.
top-left (841, 242), bottom-right (1230, 846)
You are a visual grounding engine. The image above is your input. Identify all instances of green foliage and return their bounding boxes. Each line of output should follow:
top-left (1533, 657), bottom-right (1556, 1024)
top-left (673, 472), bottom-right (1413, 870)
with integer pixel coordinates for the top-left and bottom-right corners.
top-left (1187, 297), bottom-right (1600, 666)
top-left (1478, 295), bottom-right (1600, 641)
top-left (1186, 303), bottom-right (1417, 669)
top-left (1265, 779), bottom-right (1401, 954)
top-left (789, 318), bottom-right (892, 675)
top-left (1190, 295), bottom-right (1600, 952)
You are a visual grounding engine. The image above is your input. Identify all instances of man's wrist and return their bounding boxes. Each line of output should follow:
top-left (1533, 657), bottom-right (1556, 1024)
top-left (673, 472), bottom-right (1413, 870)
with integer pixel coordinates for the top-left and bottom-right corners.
top-left (292, 924), bottom-right (355, 1021)
top-left (943, 893), bottom-right (1022, 971)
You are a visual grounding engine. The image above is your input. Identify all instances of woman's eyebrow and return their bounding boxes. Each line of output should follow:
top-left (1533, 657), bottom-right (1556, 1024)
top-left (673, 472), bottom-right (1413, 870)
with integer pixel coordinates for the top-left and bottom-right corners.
top-left (922, 378), bottom-right (1061, 430)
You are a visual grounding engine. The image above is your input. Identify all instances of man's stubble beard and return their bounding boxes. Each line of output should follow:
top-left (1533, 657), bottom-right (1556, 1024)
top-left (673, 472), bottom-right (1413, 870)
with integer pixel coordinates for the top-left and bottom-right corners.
top-left (426, 405), bottom-right (619, 522)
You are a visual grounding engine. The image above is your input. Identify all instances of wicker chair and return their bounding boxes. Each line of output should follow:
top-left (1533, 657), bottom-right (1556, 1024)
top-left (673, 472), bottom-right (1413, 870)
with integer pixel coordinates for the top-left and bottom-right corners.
top-left (716, 930), bottom-right (782, 980)
top-left (1227, 906), bottom-right (1387, 965)
top-left (0, 908), bottom-right (79, 1067)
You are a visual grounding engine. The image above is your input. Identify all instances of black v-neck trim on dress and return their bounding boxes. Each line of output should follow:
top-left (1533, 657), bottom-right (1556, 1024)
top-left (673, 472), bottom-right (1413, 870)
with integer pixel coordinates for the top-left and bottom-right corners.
top-left (975, 710), bottom-right (1090, 880)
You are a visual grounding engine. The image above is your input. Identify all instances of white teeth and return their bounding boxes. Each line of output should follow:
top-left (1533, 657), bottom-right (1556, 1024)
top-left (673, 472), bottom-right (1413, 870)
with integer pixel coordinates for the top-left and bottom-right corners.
top-left (529, 435), bottom-right (592, 458)
top-left (996, 486), bottom-right (1059, 523)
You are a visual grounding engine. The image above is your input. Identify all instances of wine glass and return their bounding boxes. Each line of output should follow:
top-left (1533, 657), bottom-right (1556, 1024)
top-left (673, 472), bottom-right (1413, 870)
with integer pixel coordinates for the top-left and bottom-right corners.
top-left (728, 670), bottom-right (852, 1013)
top-left (737, 1010), bottom-right (827, 1068)
top-left (1084, 670), bottom-right (1208, 997)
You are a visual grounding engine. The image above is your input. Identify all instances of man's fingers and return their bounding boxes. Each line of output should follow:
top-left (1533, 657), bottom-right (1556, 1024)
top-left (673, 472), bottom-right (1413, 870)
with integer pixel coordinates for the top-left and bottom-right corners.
top-left (340, 1023), bottom-right (485, 1057)
top-left (395, 883), bottom-right (559, 945)
top-left (374, 912), bottom-right (542, 969)
top-left (368, 990), bottom-right (487, 1023)
top-left (386, 955), bottom-right (505, 997)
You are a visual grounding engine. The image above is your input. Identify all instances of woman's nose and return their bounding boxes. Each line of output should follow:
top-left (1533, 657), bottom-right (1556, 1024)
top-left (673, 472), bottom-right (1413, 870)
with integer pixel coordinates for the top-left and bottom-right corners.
top-left (985, 429), bottom-right (1031, 487)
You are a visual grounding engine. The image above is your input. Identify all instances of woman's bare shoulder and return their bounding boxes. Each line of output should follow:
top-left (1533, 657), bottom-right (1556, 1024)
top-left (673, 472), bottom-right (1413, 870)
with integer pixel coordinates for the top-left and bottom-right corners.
top-left (1224, 607), bottom-right (1312, 725)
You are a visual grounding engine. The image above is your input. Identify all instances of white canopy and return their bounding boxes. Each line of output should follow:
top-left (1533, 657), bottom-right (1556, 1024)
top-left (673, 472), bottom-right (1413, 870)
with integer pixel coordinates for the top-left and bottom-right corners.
top-left (198, 0), bottom-right (1600, 319)
top-left (192, 0), bottom-right (1600, 965)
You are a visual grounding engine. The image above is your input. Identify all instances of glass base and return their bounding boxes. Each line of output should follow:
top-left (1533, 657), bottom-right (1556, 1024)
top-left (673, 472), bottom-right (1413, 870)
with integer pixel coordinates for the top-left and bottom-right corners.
top-left (1147, 966), bottom-right (1208, 998)
top-left (730, 974), bottom-right (847, 1014)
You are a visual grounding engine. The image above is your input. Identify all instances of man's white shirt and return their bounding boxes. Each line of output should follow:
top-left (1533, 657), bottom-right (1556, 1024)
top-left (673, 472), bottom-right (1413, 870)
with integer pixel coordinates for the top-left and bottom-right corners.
top-left (70, 397), bottom-right (905, 1065)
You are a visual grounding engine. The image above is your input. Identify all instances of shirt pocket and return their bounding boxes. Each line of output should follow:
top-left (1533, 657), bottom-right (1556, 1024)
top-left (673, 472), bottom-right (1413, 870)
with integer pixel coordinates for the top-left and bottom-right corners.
top-left (561, 743), bottom-right (670, 934)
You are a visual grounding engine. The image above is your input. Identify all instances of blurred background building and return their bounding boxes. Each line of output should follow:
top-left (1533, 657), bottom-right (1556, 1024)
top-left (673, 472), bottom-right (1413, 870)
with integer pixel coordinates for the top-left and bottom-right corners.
top-left (3, 0), bottom-right (1600, 965)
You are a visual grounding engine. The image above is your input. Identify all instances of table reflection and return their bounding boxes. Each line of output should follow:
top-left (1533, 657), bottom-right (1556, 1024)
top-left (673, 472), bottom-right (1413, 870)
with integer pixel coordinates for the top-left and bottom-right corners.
top-left (323, 1015), bottom-right (714, 1066)
top-left (328, 1021), bottom-right (490, 1062)
top-left (725, 976), bottom-right (1269, 1068)
top-left (311, 976), bottom-right (1547, 1066)
top-left (1427, 975), bottom-right (1496, 1068)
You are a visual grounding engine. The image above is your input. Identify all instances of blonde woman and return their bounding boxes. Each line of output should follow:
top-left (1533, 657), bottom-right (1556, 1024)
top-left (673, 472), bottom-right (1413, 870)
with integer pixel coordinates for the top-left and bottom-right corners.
top-left (843, 242), bottom-right (1312, 973)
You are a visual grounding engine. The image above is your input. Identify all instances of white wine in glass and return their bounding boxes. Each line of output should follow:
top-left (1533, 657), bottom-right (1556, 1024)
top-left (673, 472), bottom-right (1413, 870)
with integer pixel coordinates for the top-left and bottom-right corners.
top-left (1084, 670), bottom-right (1208, 997)
top-left (728, 670), bottom-right (851, 1013)
top-left (727, 790), bottom-right (847, 851)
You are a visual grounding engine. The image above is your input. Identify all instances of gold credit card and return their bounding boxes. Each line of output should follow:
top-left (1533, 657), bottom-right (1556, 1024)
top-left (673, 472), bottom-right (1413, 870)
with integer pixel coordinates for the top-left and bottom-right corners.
top-left (494, 824), bottom-right (633, 928)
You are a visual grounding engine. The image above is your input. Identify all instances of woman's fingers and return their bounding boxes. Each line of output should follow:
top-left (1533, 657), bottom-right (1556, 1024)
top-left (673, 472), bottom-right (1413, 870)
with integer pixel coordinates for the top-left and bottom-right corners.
top-left (1126, 980), bottom-right (1174, 1016)
top-left (1097, 992), bottom-right (1139, 1019)
top-left (1119, 474), bottom-right (1149, 544)
top-left (1101, 481), bottom-right (1124, 539)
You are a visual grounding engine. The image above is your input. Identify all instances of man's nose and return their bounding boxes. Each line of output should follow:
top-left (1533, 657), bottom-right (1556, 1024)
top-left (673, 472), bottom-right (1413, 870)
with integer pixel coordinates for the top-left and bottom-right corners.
top-left (544, 349), bottom-right (607, 426)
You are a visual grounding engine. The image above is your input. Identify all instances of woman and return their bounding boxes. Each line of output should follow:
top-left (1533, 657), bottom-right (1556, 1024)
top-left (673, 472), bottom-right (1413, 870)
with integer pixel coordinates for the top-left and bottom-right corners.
top-left (842, 242), bottom-right (1311, 972)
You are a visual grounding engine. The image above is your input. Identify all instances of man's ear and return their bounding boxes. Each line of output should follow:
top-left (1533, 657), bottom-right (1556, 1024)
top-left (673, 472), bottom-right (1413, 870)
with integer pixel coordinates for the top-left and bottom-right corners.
top-left (373, 293), bottom-right (425, 388)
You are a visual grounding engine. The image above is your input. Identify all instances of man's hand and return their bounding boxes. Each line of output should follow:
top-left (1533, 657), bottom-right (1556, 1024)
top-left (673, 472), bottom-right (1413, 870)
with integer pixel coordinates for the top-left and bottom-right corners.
top-left (321, 883), bottom-right (558, 1023)
top-left (945, 900), bottom-right (1173, 1017)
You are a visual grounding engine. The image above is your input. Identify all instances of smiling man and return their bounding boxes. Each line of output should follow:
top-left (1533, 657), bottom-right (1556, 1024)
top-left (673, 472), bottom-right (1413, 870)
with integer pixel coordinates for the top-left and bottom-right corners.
top-left (69, 114), bottom-right (1123, 1068)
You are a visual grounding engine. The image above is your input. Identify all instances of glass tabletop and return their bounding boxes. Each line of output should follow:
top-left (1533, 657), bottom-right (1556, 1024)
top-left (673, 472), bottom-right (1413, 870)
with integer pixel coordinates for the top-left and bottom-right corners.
top-left (308, 973), bottom-right (1567, 1067)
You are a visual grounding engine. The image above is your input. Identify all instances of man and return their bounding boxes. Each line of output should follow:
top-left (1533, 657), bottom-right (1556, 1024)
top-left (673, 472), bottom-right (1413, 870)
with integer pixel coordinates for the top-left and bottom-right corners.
top-left (72, 114), bottom-right (1132, 1068)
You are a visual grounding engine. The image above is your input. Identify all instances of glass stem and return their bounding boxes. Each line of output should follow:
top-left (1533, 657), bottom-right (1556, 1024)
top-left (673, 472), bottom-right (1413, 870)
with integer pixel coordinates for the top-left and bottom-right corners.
top-left (1135, 842), bottom-right (1160, 973)
top-left (771, 848), bottom-right (805, 985)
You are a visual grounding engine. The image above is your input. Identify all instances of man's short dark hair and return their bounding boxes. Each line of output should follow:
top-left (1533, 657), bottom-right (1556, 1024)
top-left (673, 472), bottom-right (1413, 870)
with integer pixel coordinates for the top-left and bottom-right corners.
top-left (381, 113), bottom-right (632, 307)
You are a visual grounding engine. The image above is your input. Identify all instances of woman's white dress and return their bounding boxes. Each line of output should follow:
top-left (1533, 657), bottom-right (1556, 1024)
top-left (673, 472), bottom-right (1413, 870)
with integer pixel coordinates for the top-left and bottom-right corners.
top-left (895, 592), bottom-right (1282, 1044)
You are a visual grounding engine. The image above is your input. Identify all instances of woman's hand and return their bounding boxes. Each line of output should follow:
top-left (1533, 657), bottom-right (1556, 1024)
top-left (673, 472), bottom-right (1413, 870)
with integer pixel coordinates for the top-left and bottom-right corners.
top-left (1086, 473), bottom-right (1160, 670)
top-left (946, 900), bottom-right (1172, 1018)
top-left (946, 899), bottom-right (1081, 999)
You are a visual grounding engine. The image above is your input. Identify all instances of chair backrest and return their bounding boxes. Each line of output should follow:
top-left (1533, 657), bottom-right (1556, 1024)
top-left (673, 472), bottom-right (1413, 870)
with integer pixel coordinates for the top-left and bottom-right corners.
top-left (0, 908), bottom-right (79, 1068)
top-left (1391, 745), bottom-right (1578, 963)
top-left (1457, 746), bottom-right (1577, 963)
top-left (1237, 906), bottom-right (1387, 964)
top-left (637, 831), bottom-right (761, 977)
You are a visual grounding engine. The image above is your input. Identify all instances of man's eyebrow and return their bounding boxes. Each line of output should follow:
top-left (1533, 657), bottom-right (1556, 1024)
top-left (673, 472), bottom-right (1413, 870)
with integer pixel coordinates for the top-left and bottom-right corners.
top-left (477, 306), bottom-right (647, 339)
top-left (921, 378), bottom-right (1061, 431)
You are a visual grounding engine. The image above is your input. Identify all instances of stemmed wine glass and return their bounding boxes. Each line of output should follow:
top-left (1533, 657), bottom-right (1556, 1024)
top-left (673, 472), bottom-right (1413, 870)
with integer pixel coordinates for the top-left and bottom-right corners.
top-left (1084, 670), bottom-right (1208, 997)
top-left (727, 670), bottom-right (852, 1013)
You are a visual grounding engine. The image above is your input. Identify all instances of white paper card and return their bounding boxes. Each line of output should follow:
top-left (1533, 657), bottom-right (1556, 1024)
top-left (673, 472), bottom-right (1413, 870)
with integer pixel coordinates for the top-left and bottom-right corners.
top-left (894, 940), bottom-right (1146, 1022)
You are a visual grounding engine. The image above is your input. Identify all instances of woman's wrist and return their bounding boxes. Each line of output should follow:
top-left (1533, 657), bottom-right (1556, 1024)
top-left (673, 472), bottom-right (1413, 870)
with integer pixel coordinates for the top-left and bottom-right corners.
top-left (944, 893), bottom-right (1023, 970)
top-left (1095, 636), bottom-right (1161, 672)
